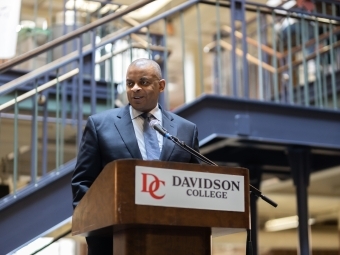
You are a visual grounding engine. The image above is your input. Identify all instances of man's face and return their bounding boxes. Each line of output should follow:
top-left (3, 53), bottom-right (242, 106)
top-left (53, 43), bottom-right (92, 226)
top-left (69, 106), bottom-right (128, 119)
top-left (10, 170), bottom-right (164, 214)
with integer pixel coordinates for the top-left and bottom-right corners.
top-left (126, 64), bottom-right (165, 112)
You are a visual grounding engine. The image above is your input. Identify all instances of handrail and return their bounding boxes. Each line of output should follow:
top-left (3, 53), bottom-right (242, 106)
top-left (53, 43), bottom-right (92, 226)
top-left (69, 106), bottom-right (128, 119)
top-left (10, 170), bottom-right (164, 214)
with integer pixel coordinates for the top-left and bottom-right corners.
top-left (0, 0), bottom-right (155, 74)
top-left (204, 40), bottom-right (276, 73)
top-left (0, 0), bottom-right (199, 97)
top-left (0, 112), bottom-right (87, 125)
top-left (97, 42), bottom-right (168, 64)
top-left (0, 27), bottom-right (128, 96)
top-left (205, 37), bottom-right (340, 76)
top-left (282, 26), bottom-right (340, 57)
top-left (1, 0), bottom-right (337, 98)
top-left (222, 25), bottom-right (285, 59)
top-left (278, 40), bottom-right (340, 73)
top-left (203, 0), bottom-right (340, 23)
top-left (0, 69), bottom-right (79, 112)
top-left (212, 22), bottom-right (340, 75)
top-left (122, 16), bottom-right (148, 33)
top-left (0, 36), bottom-right (169, 111)
top-left (221, 25), bottom-right (340, 61)
top-left (30, 229), bottom-right (72, 255)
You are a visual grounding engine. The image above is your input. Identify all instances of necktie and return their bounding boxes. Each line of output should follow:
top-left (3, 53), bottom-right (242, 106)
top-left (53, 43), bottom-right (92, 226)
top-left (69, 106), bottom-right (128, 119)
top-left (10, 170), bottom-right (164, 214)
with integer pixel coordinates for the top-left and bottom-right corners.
top-left (141, 113), bottom-right (161, 160)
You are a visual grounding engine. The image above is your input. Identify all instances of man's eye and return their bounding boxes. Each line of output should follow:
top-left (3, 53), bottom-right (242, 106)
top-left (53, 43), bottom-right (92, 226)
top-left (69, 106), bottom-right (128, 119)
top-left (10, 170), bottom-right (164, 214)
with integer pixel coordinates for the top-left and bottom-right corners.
top-left (141, 80), bottom-right (149, 85)
top-left (127, 82), bottom-right (133, 87)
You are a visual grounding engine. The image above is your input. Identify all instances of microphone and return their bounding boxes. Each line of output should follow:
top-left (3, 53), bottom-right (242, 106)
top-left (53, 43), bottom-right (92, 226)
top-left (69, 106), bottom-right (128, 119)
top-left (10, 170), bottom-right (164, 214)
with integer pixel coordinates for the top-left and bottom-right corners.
top-left (149, 119), bottom-right (171, 138)
top-left (149, 118), bottom-right (278, 208)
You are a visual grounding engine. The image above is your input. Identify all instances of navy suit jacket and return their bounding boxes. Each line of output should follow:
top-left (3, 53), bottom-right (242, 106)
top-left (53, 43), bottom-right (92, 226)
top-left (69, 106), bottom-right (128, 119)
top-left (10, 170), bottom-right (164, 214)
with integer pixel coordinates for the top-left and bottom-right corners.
top-left (72, 104), bottom-right (200, 208)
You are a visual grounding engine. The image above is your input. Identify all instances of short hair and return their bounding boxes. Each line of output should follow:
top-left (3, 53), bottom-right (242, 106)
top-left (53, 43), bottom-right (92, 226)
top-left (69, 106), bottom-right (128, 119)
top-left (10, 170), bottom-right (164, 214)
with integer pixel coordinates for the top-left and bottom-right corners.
top-left (129, 58), bottom-right (162, 79)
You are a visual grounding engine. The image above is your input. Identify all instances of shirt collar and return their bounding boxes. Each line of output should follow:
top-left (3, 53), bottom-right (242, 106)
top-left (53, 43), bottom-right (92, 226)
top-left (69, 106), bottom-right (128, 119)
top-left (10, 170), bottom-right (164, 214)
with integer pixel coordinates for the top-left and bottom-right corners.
top-left (130, 104), bottom-right (162, 121)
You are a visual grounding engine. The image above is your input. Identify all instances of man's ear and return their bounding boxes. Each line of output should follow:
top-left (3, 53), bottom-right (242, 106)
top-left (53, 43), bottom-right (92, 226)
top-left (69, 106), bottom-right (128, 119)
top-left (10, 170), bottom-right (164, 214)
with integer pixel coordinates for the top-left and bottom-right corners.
top-left (159, 79), bottom-right (166, 92)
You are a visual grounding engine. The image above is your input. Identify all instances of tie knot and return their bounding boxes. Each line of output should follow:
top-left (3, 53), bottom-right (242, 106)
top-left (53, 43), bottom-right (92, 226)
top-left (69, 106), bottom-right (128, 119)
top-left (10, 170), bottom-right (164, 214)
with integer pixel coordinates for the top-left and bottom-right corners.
top-left (141, 112), bottom-right (152, 121)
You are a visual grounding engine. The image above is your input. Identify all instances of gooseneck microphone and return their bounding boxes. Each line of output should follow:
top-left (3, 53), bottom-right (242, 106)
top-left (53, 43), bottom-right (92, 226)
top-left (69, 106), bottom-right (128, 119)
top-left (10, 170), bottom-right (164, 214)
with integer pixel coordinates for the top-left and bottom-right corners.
top-left (148, 120), bottom-right (278, 208)
top-left (149, 119), bottom-right (171, 138)
top-left (150, 120), bottom-right (217, 166)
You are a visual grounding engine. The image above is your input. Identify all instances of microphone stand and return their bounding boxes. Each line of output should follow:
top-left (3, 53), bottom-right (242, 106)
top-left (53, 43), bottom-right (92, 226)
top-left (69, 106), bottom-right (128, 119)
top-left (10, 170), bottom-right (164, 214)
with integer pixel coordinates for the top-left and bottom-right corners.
top-left (165, 134), bottom-right (278, 255)
top-left (168, 135), bottom-right (278, 208)
top-left (150, 119), bottom-right (278, 255)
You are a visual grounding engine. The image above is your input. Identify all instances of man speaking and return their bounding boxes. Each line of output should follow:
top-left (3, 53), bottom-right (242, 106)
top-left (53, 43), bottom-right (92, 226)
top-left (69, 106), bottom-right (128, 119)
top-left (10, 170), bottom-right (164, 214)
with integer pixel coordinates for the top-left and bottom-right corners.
top-left (71, 58), bottom-right (200, 254)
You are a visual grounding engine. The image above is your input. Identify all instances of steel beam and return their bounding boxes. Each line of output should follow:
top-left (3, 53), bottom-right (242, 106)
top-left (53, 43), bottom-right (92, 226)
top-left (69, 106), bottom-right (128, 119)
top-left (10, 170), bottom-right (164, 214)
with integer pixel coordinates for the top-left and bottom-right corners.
top-left (175, 94), bottom-right (340, 149)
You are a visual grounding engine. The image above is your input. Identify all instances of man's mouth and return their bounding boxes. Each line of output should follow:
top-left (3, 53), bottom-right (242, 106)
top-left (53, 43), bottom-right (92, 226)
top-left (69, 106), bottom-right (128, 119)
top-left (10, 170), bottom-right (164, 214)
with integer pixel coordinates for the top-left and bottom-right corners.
top-left (133, 96), bottom-right (143, 99)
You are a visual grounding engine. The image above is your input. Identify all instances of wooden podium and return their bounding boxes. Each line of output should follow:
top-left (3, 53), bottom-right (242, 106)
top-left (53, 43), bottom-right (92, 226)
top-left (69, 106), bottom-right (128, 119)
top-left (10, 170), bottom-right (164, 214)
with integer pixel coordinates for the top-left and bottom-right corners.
top-left (72, 159), bottom-right (249, 255)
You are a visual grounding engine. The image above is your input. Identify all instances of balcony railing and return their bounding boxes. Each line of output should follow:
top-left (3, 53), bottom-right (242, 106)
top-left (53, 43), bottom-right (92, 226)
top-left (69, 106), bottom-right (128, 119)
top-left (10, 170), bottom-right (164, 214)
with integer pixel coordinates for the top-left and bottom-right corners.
top-left (0, 0), bottom-right (339, 204)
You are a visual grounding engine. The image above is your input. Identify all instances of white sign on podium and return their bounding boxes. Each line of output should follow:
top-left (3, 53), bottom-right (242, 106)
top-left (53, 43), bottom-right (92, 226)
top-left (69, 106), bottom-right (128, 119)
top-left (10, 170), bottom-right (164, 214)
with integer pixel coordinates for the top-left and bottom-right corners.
top-left (135, 166), bottom-right (245, 212)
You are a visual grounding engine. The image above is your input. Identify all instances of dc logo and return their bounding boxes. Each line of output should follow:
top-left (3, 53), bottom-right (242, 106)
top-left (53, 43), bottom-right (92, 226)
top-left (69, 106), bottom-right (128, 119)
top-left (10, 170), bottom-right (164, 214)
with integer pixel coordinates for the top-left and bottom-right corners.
top-left (141, 173), bottom-right (165, 199)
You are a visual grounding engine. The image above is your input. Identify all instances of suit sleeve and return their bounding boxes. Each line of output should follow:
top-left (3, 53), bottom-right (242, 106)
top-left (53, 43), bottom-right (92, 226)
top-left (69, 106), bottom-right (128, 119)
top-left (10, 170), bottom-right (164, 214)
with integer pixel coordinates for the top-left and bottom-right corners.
top-left (71, 117), bottom-right (102, 209)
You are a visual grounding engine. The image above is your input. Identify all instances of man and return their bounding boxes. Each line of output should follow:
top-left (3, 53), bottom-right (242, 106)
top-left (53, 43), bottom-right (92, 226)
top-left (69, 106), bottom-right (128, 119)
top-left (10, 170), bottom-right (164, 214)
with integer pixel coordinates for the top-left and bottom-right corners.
top-left (71, 58), bottom-right (200, 255)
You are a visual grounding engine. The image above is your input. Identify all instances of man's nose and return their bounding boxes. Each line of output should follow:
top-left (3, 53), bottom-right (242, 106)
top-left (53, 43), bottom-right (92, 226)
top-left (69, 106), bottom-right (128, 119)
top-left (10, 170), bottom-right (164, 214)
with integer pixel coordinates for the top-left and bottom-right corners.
top-left (131, 83), bottom-right (141, 92)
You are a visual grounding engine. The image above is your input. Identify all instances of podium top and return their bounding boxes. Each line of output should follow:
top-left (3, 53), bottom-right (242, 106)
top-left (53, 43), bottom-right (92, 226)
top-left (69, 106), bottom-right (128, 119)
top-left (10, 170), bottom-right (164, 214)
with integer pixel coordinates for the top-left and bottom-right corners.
top-left (72, 159), bottom-right (249, 236)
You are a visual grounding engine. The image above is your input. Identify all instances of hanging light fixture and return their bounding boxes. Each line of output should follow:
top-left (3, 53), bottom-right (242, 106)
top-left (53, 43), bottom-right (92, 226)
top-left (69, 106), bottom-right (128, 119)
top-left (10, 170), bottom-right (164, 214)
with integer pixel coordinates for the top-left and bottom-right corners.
top-left (265, 215), bottom-right (316, 232)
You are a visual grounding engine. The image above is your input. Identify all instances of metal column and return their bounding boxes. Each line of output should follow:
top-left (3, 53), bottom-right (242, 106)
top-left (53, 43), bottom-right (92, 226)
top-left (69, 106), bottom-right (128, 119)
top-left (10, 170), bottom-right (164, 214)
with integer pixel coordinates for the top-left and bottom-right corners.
top-left (151, 34), bottom-right (166, 110)
top-left (247, 165), bottom-right (262, 255)
top-left (230, 0), bottom-right (249, 98)
top-left (288, 147), bottom-right (311, 255)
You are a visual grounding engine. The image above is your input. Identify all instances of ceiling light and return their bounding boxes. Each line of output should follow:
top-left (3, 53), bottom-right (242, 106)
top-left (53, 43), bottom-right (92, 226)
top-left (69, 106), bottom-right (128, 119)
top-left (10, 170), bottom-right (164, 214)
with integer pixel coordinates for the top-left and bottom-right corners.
top-left (127, 0), bottom-right (172, 20)
top-left (282, 1), bottom-right (296, 10)
top-left (20, 20), bottom-right (36, 29)
top-left (266, 0), bottom-right (282, 7)
top-left (265, 215), bottom-right (315, 232)
top-left (65, 0), bottom-right (101, 13)
top-left (266, 0), bottom-right (296, 9)
top-left (99, 4), bottom-right (120, 15)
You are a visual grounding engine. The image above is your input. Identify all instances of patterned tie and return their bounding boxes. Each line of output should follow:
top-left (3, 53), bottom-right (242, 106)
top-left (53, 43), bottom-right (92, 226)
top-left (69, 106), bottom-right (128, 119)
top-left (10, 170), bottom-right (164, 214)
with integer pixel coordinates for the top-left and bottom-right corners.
top-left (141, 113), bottom-right (161, 160)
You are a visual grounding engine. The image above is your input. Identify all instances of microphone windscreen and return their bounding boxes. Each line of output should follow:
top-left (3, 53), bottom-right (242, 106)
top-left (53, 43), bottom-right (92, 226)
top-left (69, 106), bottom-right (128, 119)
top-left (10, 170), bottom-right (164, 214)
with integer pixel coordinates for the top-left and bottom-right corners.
top-left (149, 119), bottom-right (169, 137)
top-left (149, 119), bottom-right (161, 129)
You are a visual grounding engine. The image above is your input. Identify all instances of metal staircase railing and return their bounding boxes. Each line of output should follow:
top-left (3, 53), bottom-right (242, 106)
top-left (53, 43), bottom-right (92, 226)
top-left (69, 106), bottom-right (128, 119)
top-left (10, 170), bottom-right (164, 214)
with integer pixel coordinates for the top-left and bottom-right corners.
top-left (0, 1), bottom-right (340, 252)
top-left (0, 0), bottom-right (339, 205)
top-left (1, 0), bottom-right (340, 204)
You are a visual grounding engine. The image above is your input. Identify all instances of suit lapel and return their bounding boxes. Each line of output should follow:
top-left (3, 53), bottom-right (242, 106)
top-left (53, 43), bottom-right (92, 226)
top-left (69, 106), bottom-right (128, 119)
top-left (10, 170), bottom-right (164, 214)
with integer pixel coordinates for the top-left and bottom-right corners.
top-left (115, 105), bottom-right (143, 159)
top-left (160, 110), bottom-right (176, 161)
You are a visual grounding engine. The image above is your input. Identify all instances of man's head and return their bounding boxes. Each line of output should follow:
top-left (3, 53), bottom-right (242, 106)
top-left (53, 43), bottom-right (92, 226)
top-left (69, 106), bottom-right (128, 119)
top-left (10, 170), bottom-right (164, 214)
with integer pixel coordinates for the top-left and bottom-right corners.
top-left (126, 58), bottom-right (165, 113)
